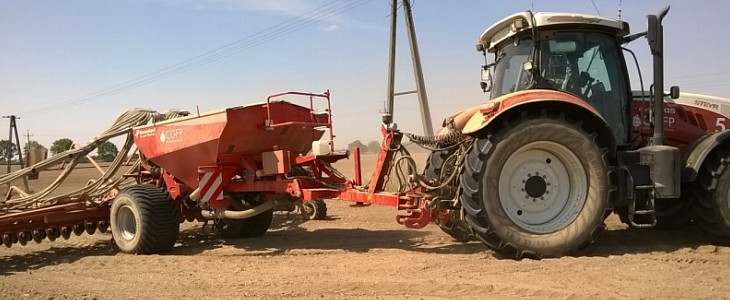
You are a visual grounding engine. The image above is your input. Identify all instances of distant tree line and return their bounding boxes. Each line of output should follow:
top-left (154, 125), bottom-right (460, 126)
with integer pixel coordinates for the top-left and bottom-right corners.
top-left (0, 138), bottom-right (119, 163)
top-left (347, 140), bottom-right (383, 153)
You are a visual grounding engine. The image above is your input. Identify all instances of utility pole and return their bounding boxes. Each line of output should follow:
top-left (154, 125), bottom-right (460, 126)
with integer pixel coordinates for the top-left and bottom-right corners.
top-left (383, 0), bottom-right (435, 136)
top-left (23, 130), bottom-right (33, 146)
top-left (402, 0), bottom-right (433, 136)
top-left (3, 115), bottom-right (29, 190)
top-left (383, 0), bottom-right (397, 125)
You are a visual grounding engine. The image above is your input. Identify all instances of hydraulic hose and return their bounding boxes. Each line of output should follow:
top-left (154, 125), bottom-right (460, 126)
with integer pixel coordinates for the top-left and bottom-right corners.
top-left (200, 201), bottom-right (274, 220)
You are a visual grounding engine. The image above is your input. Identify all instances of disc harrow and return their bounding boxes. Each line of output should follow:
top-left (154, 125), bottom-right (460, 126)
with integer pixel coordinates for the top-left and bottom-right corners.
top-left (1, 221), bottom-right (109, 248)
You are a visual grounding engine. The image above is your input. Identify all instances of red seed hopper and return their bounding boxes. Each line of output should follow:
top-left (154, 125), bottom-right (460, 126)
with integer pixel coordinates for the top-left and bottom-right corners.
top-left (133, 91), bottom-right (333, 190)
top-left (130, 90), bottom-right (431, 230)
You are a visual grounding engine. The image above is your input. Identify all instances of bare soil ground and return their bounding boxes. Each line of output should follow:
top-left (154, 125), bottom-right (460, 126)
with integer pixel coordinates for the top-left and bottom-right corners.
top-left (2, 154), bottom-right (730, 299)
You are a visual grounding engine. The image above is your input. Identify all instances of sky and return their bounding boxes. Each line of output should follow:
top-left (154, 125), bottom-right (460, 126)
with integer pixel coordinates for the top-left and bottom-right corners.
top-left (2, 0), bottom-right (730, 151)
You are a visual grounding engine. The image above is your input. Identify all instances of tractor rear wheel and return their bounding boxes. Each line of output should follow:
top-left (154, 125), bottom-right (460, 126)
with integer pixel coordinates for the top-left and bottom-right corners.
top-left (110, 184), bottom-right (180, 254)
top-left (690, 145), bottom-right (730, 236)
top-left (460, 116), bottom-right (612, 259)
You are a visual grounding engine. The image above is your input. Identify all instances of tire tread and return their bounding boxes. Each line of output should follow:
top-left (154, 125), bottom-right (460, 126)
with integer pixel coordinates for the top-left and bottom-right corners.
top-left (114, 185), bottom-right (180, 254)
top-left (458, 110), bottom-right (614, 259)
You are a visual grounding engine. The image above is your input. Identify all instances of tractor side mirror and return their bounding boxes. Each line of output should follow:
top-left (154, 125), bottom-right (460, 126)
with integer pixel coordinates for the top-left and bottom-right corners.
top-left (669, 86), bottom-right (680, 99)
top-left (480, 67), bottom-right (492, 93)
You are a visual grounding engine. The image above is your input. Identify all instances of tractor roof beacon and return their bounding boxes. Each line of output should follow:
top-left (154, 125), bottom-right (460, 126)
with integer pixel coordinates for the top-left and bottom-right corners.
top-left (423, 6), bottom-right (730, 259)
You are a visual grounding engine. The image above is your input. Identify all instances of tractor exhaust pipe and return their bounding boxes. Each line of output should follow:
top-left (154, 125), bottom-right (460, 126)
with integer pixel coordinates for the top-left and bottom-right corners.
top-left (639, 6), bottom-right (681, 201)
top-left (647, 6), bottom-right (670, 145)
top-left (200, 201), bottom-right (274, 220)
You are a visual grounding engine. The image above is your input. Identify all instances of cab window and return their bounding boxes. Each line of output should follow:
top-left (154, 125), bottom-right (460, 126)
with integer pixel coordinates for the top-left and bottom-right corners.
top-left (539, 31), bottom-right (629, 143)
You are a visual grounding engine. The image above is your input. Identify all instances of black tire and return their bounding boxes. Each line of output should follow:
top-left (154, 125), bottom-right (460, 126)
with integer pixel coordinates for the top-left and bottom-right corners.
top-left (632, 198), bottom-right (693, 230)
top-left (655, 199), bottom-right (694, 229)
top-left (216, 208), bottom-right (274, 238)
top-left (460, 115), bottom-right (613, 259)
top-left (424, 150), bottom-right (473, 243)
top-left (424, 150), bottom-right (455, 187)
top-left (438, 216), bottom-right (474, 243)
top-left (303, 199), bottom-right (327, 220)
top-left (690, 145), bottom-right (730, 236)
top-left (110, 184), bottom-right (180, 254)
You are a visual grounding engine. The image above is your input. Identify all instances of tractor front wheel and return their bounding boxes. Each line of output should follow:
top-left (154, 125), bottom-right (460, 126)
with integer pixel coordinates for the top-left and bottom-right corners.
top-left (460, 115), bottom-right (612, 259)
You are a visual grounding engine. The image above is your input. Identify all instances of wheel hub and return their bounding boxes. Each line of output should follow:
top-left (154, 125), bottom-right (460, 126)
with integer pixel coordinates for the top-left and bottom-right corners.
top-left (117, 206), bottom-right (137, 241)
top-left (497, 141), bottom-right (587, 233)
top-left (524, 175), bottom-right (547, 198)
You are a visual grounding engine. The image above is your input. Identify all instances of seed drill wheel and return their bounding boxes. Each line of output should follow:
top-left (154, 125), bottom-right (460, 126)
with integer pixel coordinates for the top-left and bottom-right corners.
top-left (690, 144), bottom-right (730, 236)
top-left (424, 150), bottom-right (473, 243)
top-left (460, 115), bottom-right (612, 259)
top-left (110, 184), bottom-right (180, 254)
top-left (216, 194), bottom-right (274, 238)
top-left (302, 199), bottom-right (327, 220)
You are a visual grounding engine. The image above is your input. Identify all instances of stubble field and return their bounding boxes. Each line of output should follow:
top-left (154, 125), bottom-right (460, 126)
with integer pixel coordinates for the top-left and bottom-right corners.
top-left (1, 153), bottom-right (729, 299)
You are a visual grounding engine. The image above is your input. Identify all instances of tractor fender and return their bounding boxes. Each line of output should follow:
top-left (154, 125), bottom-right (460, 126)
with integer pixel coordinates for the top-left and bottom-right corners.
top-left (681, 130), bottom-right (730, 182)
top-left (449, 89), bottom-right (615, 152)
top-left (457, 89), bottom-right (605, 134)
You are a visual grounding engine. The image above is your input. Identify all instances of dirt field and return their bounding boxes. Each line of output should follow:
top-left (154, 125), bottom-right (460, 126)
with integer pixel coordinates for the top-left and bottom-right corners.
top-left (2, 153), bottom-right (730, 299)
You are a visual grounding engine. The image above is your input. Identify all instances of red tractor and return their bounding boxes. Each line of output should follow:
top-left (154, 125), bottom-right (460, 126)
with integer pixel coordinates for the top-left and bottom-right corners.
top-left (411, 7), bottom-right (730, 258)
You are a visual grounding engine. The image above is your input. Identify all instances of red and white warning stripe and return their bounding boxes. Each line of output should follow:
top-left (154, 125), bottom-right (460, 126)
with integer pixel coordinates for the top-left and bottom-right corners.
top-left (198, 168), bottom-right (224, 204)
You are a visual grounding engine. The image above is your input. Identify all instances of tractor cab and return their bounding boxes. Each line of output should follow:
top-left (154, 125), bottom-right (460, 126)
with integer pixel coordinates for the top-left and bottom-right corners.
top-left (477, 12), bottom-right (632, 144)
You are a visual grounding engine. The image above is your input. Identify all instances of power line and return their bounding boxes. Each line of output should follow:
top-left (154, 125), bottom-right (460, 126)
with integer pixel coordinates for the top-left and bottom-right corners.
top-left (21, 0), bottom-right (370, 116)
top-left (591, 0), bottom-right (601, 15)
top-left (20, 0), bottom-right (374, 117)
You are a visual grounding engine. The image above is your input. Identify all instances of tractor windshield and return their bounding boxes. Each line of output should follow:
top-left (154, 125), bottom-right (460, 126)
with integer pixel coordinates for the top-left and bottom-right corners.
top-left (491, 36), bottom-right (535, 98)
top-left (489, 30), bottom-right (629, 144)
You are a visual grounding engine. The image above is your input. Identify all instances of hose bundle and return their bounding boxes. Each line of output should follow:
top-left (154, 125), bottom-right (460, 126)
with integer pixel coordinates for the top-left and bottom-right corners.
top-left (0, 108), bottom-right (188, 212)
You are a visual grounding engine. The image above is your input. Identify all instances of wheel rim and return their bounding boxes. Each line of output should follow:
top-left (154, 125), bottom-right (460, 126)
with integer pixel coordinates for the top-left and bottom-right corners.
top-left (117, 205), bottom-right (137, 241)
top-left (497, 141), bottom-right (588, 233)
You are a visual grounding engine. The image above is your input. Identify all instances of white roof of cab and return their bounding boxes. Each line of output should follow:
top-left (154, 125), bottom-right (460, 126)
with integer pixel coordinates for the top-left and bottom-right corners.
top-left (478, 12), bottom-right (629, 51)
